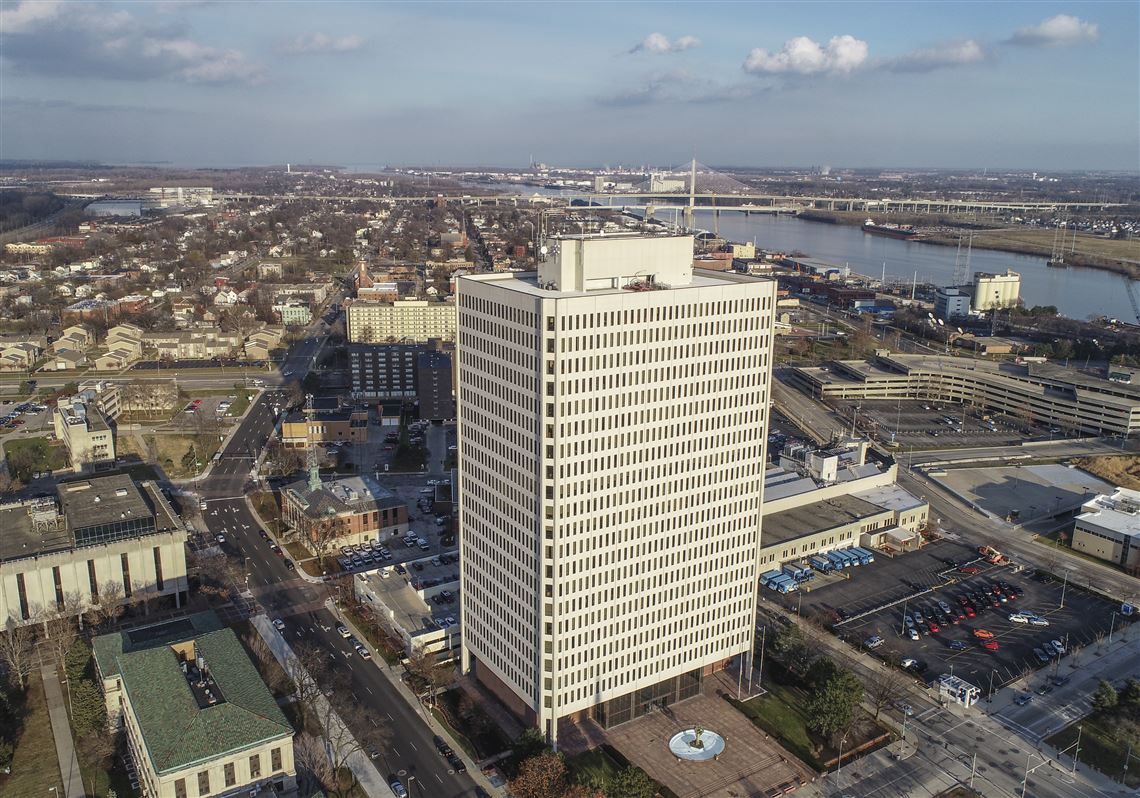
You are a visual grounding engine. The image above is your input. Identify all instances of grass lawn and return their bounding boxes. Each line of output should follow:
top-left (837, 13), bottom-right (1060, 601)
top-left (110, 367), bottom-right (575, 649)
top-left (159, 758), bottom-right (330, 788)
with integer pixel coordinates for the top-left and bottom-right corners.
top-left (4, 435), bottom-right (69, 480)
top-left (729, 683), bottom-right (821, 770)
top-left (225, 386), bottom-right (253, 417)
top-left (1046, 713), bottom-right (1138, 788)
top-left (728, 676), bottom-right (889, 773)
top-left (146, 432), bottom-right (220, 479)
top-left (566, 748), bottom-right (624, 787)
top-left (1, 672), bottom-right (62, 797)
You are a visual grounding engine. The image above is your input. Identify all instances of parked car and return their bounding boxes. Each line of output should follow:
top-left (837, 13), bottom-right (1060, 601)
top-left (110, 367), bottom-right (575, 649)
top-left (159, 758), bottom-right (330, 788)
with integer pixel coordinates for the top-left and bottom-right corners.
top-left (1015, 693), bottom-right (1033, 706)
top-left (864, 635), bottom-right (885, 649)
top-left (948, 640), bottom-right (968, 651)
top-left (1033, 647), bottom-right (1051, 663)
top-left (272, 619), bottom-right (285, 632)
top-left (972, 629), bottom-right (994, 639)
top-left (983, 640), bottom-right (1000, 651)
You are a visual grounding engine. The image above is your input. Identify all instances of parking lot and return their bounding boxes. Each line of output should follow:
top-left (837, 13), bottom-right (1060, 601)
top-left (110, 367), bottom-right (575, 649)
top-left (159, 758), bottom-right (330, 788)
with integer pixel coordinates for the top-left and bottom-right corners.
top-left (833, 399), bottom-right (1071, 449)
top-left (778, 539), bottom-right (1130, 696)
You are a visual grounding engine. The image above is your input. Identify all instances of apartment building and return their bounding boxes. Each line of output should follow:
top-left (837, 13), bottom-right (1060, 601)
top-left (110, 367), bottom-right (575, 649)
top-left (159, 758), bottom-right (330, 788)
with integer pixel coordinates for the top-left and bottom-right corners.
top-left (0, 475), bottom-right (189, 627)
top-left (347, 344), bottom-right (455, 420)
top-left (279, 397), bottom-right (368, 448)
top-left (792, 354), bottom-right (1140, 436)
top-left (92, 616), bottom-right (296, 798)
top-left (53, 390), bottom-right (116, 471)
top-left (282, 471), bottom-right (408, 547)
top-left (346, 297), bottom-right (457, 343)
top-left (457, 234), bottom-right (775, 742)
top-left (274, 300), bottom-right (312, 326)
top-left (142, 329), bottom-right (243, 360)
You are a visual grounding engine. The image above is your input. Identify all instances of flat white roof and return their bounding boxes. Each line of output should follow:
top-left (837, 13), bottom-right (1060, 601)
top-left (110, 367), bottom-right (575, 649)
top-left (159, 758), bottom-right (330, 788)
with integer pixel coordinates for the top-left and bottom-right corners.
top-left (1076, 487), bottom-right (1140, 540)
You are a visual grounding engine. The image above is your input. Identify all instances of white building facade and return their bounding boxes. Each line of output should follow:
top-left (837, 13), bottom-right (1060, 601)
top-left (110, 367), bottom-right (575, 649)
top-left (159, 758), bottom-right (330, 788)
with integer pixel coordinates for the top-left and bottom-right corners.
top-left (457, 234), bottom-right (775, 743)
top-left (973, 270), bottom-right (1021, 311)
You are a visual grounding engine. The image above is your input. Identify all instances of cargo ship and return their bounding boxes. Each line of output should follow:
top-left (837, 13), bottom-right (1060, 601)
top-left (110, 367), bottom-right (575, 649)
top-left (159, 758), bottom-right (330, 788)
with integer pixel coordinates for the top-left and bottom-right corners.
top-left (862, 218), bottom-right (920, 240)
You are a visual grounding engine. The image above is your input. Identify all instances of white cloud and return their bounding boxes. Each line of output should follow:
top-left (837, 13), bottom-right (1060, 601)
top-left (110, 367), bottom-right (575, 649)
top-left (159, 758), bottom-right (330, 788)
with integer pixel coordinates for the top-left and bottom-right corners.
top-left (0, 0), bottom-right (63, 34)
top-left (885, 40), bottom-right (987, 72)
top-left (1008, 14), bottom-right (1099, 47)
top-left (282, 32), bottom-right (366, 55)
top-left (630, 32), bottom-right (701, 55)
top-left (743, 34), bottom-right (869, 76)
top-left (0, 2), bottom-right (265, 85)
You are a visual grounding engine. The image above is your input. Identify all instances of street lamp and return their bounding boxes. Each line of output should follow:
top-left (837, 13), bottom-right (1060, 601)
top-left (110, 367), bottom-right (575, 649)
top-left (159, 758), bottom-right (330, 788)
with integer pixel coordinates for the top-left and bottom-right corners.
top-left (836, 732), bottom-right (849, 788)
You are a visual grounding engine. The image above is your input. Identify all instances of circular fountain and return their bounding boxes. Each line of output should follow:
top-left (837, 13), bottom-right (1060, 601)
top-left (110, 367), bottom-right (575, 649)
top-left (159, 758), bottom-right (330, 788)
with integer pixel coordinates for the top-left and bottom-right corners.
top-left (668, 726), bottom-right (726, 762)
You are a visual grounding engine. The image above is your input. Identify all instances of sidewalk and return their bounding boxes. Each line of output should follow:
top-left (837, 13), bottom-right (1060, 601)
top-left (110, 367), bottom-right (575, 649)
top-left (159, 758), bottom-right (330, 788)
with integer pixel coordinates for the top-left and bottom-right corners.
top-left (332, 599), bottom-right (506, 793)
top-left (40, 664), bottom-right (84, 798)
top-left (250, 614), bottom-right (387, 798)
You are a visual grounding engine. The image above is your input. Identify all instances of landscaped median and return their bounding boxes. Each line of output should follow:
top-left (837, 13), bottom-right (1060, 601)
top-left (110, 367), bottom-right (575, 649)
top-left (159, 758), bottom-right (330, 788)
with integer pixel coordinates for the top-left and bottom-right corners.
top-left (1045, 678), bottom-right (1140, 789)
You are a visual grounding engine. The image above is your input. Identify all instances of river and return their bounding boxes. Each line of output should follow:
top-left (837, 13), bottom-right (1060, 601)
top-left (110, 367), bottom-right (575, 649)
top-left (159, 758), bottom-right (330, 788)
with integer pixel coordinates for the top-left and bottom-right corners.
top-left (690, 210), bottom-right (1133, 322)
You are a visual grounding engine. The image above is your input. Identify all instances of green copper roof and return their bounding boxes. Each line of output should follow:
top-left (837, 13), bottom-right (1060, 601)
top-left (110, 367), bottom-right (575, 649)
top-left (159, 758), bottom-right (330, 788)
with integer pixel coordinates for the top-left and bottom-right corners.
top-left (116, 627), bottom-right (293, 775)
top-left (92, 611), bottom-right (224, 681)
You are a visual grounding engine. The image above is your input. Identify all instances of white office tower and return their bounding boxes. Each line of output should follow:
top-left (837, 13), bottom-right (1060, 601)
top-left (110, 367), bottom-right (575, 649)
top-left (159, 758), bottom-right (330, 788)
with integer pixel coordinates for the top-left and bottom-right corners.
top-left (457, 233), bottom-right (775, 743)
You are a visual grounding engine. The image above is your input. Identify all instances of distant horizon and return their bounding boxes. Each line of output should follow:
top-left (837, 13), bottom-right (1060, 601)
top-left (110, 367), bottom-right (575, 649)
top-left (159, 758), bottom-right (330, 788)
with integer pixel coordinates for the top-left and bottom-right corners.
top-left (2, 2), bottom-right (1135, 171)
top-left (3, 158), bottom-right (1137, 177)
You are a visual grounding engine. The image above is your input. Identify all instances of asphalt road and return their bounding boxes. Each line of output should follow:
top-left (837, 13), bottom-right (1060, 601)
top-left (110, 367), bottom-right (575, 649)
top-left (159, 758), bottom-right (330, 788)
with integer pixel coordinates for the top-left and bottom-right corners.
top-left (187, 331), bottom-right (481, 797)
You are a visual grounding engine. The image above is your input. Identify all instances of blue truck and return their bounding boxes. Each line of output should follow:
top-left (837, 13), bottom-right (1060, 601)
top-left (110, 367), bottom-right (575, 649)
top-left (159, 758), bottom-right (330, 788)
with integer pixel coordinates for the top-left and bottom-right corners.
top-left (770, 575), bottom-right (798, 593)
top-left (782, 562), bottom-right (813, 582)
top-left (809, 555), bottom-right (834, 574)
top-left (760, 570), bottom-right (785, 588)
top-left (825, 550), bottom-right (848, 570)
top-left (834, 549), bottom-right (859, 568)
top-left (851, 547), bottom-right (876, 565)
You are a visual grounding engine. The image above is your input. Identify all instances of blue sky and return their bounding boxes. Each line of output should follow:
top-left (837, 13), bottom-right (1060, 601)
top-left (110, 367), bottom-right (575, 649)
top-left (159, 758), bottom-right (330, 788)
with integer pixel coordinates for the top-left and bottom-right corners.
top-left (1, 1), bottom-right (1136, 169)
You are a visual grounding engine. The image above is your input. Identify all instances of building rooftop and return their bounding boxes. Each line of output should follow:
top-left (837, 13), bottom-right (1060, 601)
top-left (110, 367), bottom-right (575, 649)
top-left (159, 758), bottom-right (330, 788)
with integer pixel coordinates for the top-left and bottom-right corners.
top-left (762, 494), bottom-right (888, 547)
top-left (112, 627), bottom-right (292, 775)
top-left (285, 473), bottom-right (402, 519)
top-left (852, 484), bottom-right (927, 513)
top-left (357, 557), bottom-right (460, 639)
top-left (0, 476), bottom-right (183, 562)
top-left (92, 611), bottom-right (225, 680)
top-left (1077, 487), bottom-right (1140, 540)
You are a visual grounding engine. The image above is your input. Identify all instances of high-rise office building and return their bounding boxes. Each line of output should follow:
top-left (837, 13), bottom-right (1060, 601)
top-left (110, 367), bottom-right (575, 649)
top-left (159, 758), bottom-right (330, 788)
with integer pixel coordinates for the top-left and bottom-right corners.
top-left (456, 233), bottom-right (775, 743)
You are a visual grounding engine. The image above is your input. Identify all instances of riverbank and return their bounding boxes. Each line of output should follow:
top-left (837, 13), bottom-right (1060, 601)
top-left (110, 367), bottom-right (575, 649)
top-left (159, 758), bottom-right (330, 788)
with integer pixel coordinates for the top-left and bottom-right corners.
top-left (798, 210), bottom-right (1140, 278)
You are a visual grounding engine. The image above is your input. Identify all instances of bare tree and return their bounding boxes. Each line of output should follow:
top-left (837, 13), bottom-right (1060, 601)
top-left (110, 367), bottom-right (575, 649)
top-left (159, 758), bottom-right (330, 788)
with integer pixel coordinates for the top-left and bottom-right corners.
top-left (0, 620), bottom-right (36, 690)
top-left (294, 732), bottom-right (335, 795)
top-left (244, 631), bottom-right (292, 696)
top-left (41, 595), bottom-right (83, 670)
top-left (306, 512), bottom-right (342, 570)
top-left (866, 668), bottom-right (906, 719)
top-left (85, 580), bottom-right (125, 630)
top-left (0, 469), bottom-right (23, 497)
top-left (405, 646), bottom-right (455, 709)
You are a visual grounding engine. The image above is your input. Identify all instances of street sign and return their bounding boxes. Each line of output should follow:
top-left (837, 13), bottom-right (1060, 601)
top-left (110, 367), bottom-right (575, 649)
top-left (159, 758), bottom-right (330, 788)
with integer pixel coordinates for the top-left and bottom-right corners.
top-left (1122, 603), bottom-right (1134, 616)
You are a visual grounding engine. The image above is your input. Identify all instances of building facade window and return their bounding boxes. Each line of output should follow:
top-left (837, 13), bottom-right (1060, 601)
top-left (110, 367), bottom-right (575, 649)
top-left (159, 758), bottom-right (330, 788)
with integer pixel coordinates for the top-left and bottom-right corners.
top-left (88, 559), bottom-right (98, 599)
top-left (174, 779), bottom-right (186, 798)
top-left (153, 546), bottom-right (164, 591)
top-left (224, 762), bottom-right (236, 787)
top-left (249, 753), bottom-right (261, 779)
top-left (15, 573), bottom-right (28, 620)
top-left (271, 747), bottom-right (282, 772)
top-left (196, 770), bottom-right (209, 795)
top-left (52, 566), bottom-right (64, 609)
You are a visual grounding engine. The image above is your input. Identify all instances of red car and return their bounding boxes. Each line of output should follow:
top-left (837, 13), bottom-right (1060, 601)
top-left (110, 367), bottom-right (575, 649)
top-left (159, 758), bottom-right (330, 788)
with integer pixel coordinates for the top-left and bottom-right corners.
top-left (959, 565), bottom-right (981, 574)
top-left (964, 606), bottom-right (977, 618)
top-left (983, 640), bottom-right (1000, 651)
top-left (928, 621), bottom-right (940, 633)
